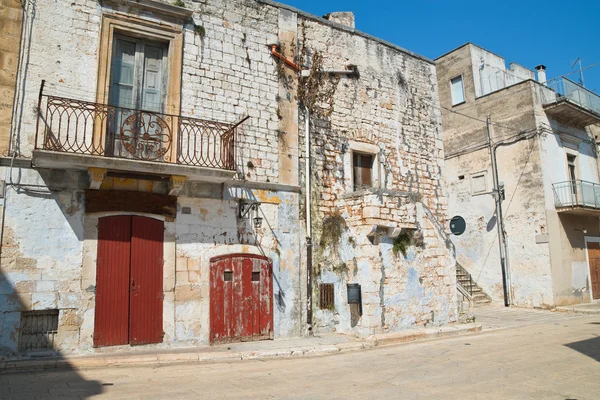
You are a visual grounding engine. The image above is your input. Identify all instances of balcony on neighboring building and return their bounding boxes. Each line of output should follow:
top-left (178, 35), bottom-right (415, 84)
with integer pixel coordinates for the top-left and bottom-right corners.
top-left (553, 180), bottom-right (600, 215)
top-left (541, 77), bottom-right (600, 127)
top-left (33, 86), bottom-right (247, 184)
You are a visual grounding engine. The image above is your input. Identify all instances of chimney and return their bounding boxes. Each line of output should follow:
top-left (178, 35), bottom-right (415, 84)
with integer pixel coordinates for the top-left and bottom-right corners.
top-left (535, 65), bottom-right (547, 84)
top-left (322, 12), bottom-right (355, 29)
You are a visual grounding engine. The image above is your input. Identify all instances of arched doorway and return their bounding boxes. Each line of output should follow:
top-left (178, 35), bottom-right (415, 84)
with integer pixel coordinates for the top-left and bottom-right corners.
top-left (94, 215), bottom-right (164, 347)
top-left (209, 254), bottom-right (273, 344)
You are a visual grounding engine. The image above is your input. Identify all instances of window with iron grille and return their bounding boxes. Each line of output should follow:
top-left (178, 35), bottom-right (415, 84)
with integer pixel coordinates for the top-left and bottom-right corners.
top-left (19, 310), bottom-right (59, 352)
top-left (319, 283), bottom-right (335, 310)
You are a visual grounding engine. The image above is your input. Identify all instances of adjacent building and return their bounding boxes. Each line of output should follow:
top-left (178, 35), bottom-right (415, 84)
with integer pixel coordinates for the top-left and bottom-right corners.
top-left (437, 43), bottom-right (600, 308)
top-left (0, 0), bottom-right (456, 357)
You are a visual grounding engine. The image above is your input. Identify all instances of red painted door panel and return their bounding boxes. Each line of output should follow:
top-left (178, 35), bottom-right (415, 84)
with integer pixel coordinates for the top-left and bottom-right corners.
top-left (259, 259), bottom-right (273, 337)
top-left (129, 216), bottom-right (164, 345)
top-left (241, 257), bottom-right (254, 340)
top-left (94, 216), bottom-right (132, 347)
top-left (210, 257), bottom-right (227, 342)
top-left (210, 254), bottom-right (273, 344)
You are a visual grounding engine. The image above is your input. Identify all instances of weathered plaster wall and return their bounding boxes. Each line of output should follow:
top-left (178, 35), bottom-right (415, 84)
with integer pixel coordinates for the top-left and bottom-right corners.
top-left (298, 16), bottom-right (456, 333)
top-left (444, 137), bottom-right (554, 307)
top-left (0, 167), bottom-right (87, 354)
top-left (0, 167), bottom-right (303, 356)
top-left (439, 44), bottom-right (600, 308)
top-left (438, 51), bottom-right (554, 307)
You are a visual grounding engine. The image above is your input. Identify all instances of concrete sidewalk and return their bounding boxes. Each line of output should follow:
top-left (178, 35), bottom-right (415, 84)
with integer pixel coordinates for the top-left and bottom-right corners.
top-left (0, 323), bottom-right (481, 372)
top-left (556, 302), bottom-right (600, 315)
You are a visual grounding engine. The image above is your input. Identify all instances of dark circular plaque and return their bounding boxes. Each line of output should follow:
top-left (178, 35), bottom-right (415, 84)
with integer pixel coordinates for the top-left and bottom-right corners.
top-left (450, 216), bottom-right (466, 236)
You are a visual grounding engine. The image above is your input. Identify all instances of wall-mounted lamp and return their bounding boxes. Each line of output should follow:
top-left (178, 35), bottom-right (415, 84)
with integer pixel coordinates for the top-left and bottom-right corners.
top-left (239, 200), bottom-right (263, 228)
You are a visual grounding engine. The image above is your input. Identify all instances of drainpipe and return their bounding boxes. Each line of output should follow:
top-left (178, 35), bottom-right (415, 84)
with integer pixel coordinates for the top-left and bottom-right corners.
top-left (270, 44), bottom-right (300, 72)
top-left (487, 116), bottom-right (511, 306)
top-left (305, 105), bottom-right (313, 335)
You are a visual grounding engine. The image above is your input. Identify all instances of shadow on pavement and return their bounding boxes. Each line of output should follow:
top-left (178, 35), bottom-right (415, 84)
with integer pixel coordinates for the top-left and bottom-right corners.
top-left (0, 366), bottom-right (104, 399)
top-left (564, 336), bottom-right (600, 362)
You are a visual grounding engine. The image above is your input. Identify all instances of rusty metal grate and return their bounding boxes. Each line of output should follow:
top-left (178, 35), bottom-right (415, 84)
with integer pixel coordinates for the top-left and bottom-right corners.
top-left (319, 283), bottom-right (335, 310)
top-left (19, 310), bottom-right (59, 352)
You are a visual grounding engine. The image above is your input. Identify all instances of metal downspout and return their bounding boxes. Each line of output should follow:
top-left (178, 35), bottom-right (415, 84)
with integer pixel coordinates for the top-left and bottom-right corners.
top-left (305, 105), bottom-right (313, 335)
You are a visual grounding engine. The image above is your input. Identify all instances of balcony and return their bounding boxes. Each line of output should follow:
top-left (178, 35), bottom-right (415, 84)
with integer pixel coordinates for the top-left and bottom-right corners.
top-left (552, 180), bottom-right (600, 215)
top-left (33, 88), bottom-right (247, 183)
top-left (542, 77), bottom-right (600, 127)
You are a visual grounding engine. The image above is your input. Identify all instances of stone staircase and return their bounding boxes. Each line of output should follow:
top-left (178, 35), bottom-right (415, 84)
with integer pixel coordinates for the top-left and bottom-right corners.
top-left (456, 263), bottom-right (491, 306)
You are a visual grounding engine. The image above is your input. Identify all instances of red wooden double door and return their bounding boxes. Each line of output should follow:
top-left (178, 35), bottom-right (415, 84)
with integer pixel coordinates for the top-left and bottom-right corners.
top-left (210, 254), bottom-right (273, 344)
top-left (94, 215), bottom-right (164, 347)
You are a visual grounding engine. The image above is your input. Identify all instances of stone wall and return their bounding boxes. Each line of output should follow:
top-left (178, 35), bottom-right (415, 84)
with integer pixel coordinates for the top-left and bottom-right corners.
top-left (0, 0), bottom-right (459, 355)
top-left (297, 15), bottom-right (456, 333)
top-left (0, 0), bottom-right (22, 155)
top-left (0, 166), bottom-right (302, 355)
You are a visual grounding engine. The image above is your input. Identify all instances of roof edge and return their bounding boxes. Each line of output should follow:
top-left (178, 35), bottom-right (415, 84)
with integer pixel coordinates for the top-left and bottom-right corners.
top-left (254, 0), bottom-right (434, 65)
top-left (434, 42), bottom-right (472, 61)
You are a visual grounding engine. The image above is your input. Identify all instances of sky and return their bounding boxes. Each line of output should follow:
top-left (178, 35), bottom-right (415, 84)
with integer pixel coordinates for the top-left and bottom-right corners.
top-left (279, 0), bottom-right (600, 93)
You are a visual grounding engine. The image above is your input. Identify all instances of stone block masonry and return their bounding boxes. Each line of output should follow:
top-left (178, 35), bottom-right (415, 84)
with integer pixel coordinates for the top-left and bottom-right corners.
top-left (0, 0), bottom-right (456, 357)
top-left (296, 14), bottom-right (456, 334)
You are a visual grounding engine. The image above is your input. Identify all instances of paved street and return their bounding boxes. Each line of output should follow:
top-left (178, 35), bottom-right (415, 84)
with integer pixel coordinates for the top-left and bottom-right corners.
top-left (1, 306), bottom-right (599, 400)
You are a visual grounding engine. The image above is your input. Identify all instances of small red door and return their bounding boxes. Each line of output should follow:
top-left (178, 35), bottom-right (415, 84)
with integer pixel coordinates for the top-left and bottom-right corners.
top-left (210, 254), bottom-right (273, 344)
top-left (94, 215), bottom-right (164, 347)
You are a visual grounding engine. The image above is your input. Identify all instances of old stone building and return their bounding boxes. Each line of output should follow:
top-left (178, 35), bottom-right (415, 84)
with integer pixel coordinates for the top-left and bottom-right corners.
top-left (0, 0), bottom-right (455, 357)
top-left (437, 43), bottom-right (600, 308)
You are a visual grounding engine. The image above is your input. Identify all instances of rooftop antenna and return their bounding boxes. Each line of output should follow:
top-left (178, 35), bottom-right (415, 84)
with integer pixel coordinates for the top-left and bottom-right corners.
top-left (571, 58), bottom-right (585, 87)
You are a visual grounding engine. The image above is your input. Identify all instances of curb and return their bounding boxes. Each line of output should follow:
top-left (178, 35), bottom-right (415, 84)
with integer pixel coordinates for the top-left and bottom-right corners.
top-left (367, 323), bottom-right (482, 347)
top-left (555, 306), bottom-right (600, 315)
top-left (0, 323), bottom-right (481, 372)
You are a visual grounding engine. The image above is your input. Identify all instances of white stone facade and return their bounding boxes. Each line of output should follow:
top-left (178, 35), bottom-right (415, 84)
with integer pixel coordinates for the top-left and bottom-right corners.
top-left (0, 0), bottom-right (456, 357)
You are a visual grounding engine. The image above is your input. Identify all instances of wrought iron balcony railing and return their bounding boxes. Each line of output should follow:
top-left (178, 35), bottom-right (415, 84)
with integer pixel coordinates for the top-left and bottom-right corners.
top-left (35, 83), bottom-right (247, 171)
top-left (543, 77), bottom-right (600, 116)
top-left (552, 179), bottom-right (600, 209)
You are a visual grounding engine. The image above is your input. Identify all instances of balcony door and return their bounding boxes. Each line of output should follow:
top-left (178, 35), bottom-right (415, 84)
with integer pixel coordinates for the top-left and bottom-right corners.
top-left (107, 35), bottom-right (170, 161)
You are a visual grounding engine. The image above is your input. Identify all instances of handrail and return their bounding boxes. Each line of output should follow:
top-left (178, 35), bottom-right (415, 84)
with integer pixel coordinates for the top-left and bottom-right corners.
top-left (35, 82), bottom-right (241, 170)
top-left (552, 179), bottom-right (600, 209)
top-left (543, 76), bottom-right (600, 116)
top-left (456, 263), bottom-right (475, 297)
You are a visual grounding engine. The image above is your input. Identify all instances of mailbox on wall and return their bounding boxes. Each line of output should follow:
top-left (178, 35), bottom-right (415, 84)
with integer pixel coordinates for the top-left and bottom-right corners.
top-left (347, 283), bottom-right (362, 321)
top-left (347, 283), bottom-right (361, 304)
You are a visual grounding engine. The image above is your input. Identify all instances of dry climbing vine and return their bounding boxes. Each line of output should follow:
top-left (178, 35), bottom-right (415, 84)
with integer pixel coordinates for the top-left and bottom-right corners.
top-left (297, 23), bottom-right (340, 119)
top-left (298, 51), bottom-right (340, 119)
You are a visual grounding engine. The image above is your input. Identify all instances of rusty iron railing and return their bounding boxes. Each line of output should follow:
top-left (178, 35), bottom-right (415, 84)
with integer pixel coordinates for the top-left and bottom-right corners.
top-left (35, 81), bottom-right (247, 170)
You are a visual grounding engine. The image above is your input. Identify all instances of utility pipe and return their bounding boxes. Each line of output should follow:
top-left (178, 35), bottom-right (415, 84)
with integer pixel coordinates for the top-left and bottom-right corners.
top-left (270, 44), bottom-right (300, 72)
top-left (304, 105), bottom-right (313, 335)
top-left (487, 116), bottom-right (511, 306)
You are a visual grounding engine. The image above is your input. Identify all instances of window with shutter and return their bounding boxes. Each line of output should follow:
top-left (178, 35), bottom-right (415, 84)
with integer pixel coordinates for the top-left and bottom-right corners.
top-left (108, 35), bottom-right (168, 158)
top-left (353, 152), bottom-right (374, 191)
